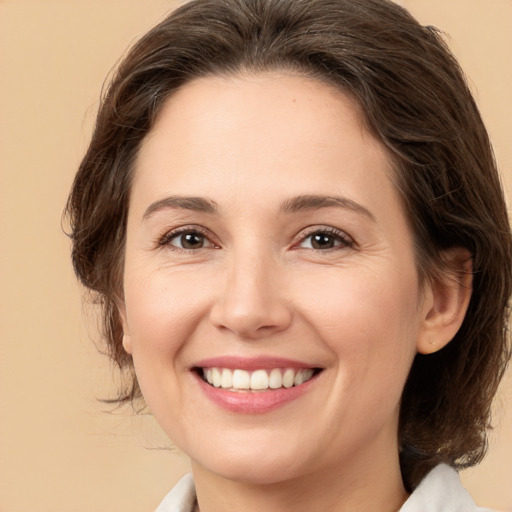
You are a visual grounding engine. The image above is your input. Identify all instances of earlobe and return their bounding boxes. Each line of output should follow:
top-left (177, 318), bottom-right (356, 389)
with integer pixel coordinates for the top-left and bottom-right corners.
top-left (122, 333), bottom-right (133, 355)
top-left (117, 302), bottom-right (133, 355)
top-left (417, 248), bottom-right (473, 355)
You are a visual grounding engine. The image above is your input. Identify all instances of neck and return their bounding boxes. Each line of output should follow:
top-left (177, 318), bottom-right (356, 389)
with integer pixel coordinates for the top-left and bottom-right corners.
top-left (191, 435), bottom-right (408, 512)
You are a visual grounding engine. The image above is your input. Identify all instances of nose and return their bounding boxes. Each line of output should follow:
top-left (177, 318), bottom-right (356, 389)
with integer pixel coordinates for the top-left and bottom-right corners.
top-left (209, 251), bottom-right (292, 339)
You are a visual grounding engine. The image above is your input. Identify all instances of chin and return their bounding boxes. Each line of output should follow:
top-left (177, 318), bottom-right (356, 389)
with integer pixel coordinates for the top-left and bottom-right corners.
top-left (186, 434), bottom-right (313, 486)
top-left (200, 456), bottom-right (307, 486)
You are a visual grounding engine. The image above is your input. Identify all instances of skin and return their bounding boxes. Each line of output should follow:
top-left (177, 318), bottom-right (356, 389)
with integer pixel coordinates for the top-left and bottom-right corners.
top-left (120, 73), bottom-right (471, 512)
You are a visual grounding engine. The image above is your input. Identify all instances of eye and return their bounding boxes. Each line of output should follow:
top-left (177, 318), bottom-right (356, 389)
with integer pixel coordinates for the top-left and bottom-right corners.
top-left (297, 228), bottom-right (353, 250)
top-left (160, 228), bottom-right (217, 250)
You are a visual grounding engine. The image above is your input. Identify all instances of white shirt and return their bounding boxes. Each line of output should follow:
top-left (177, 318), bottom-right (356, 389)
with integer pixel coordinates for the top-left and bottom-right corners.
top-left (156, 464), bottom-right (493, 512)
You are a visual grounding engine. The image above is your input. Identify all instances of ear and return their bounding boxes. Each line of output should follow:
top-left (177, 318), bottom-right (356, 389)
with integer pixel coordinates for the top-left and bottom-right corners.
top-left (417, 248), bottom-right (473, 355)
top-left (122, 334), bottom-right (133, 355)
top-left (117, 302), bottom-right (133, 355)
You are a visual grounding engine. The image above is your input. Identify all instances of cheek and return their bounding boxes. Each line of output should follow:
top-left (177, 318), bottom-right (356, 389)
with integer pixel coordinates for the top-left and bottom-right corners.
top-left (122, 265), bottom-right (223, 409)
top-left (122, 269), bottom-right (208, 413)
top-left (124, 267), bottom-right (211, 348)
top-left (298, 265), bottom-right (421, 381)
top-left (122, 275), bottom-right (191, 406)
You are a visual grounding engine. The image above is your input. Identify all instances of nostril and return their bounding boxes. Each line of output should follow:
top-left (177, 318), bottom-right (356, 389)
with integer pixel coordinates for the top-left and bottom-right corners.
top-left (209, 301), bottom-right (293, 339)
top-left (209, 266), bottom-right (293, 338)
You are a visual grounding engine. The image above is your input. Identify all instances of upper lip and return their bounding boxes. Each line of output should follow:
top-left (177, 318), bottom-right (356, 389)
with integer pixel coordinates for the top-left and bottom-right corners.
top-left (193, 356), bottom-right (320, 371)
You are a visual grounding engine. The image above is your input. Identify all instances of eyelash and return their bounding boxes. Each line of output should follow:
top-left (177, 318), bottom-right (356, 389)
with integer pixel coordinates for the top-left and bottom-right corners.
top-left (158, 226), bottom-right (354, 252)
top-left (294, 226), bottom-right (355, 251)
top-left (158, 226), bottom-right (218, 251)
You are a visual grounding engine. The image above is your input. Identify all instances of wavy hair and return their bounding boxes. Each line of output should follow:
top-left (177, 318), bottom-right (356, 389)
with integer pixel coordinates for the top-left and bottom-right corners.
top-left (65, 0), bottom-right (511, 489)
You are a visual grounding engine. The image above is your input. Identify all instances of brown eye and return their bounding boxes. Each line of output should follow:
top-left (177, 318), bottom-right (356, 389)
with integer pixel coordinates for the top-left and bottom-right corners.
top-left (310, 233), bottom-right (336, 249)
top-left (168, 230), bottom-right (209, 249)
top-left (298, 229), bottom-right (353, 250)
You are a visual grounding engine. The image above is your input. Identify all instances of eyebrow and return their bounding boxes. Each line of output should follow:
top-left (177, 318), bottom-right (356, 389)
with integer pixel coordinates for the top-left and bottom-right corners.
top-left (142, 195), bottom-right (219, 220)
top-left (142, 193), bottom-right (375, 222)
top-left (280, 194), bottom-right (375, 221)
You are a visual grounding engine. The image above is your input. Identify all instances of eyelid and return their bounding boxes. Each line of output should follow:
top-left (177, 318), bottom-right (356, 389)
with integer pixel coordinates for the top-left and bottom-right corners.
top-left (293, 225), bottom-right (355, 250)
top-left (155, 224), bottom-right (354, 251)
top-left (158, 225), bottom-right (220, 250)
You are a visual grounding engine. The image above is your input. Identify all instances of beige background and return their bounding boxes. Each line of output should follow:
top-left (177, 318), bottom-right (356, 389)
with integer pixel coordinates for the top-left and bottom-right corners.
top-left (0, 1), bottom-right (511, 511)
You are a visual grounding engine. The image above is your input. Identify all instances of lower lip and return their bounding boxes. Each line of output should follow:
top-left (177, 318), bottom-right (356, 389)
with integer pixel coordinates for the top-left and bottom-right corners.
top-left (194, 372), bottom-right (319, 414)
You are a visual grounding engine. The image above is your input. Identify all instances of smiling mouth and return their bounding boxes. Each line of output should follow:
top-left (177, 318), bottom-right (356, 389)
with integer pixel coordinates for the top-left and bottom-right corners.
top-left (196, 367), bottom-right (322, 392)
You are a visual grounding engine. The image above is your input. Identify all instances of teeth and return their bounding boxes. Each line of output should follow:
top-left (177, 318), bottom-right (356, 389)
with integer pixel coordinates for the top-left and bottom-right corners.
top-left (221, 368), bottom-right (232, 388)
top-left (250, 369), bottom-right (268, 390)
top-left (201, 367), bottom-right (316, 391)
top-left (268, 368), bottom-right (282, 389)
top-left (212, 368), bottom-right (222, 388)
top-left (303, 368), bottom-right (314, 381)
top-left (282, 368), bottom-right (295, 388)
top-left (232, 369), bottom-right (250, 389)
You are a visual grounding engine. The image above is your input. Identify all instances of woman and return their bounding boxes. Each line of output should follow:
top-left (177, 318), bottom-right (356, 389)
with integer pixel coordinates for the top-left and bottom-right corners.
top-left (65, 0), bottom-right (511, 510)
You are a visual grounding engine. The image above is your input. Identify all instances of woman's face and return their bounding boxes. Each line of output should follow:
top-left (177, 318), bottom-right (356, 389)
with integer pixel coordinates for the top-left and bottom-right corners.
top-left (121, 73), bottom-right (432, 484)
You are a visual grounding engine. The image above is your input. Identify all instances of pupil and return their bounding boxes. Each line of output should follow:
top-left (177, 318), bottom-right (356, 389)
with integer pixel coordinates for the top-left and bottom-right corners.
top-left (182, 233), bottom-right (203, 249)
top-left (312, 233), bottom-right (333, 249)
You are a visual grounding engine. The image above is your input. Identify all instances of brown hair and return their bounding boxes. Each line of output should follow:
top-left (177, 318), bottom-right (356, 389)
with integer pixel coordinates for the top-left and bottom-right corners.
top-left (65, 0), bottom-right (511, 488)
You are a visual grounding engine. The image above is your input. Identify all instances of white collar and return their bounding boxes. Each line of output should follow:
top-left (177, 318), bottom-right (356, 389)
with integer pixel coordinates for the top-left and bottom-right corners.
top-left (156, 465), bottom-right (491, 512)
top-left (400, 464), bottom-right (490, 512)
top-left (156, 473), bottom-right (195, 512)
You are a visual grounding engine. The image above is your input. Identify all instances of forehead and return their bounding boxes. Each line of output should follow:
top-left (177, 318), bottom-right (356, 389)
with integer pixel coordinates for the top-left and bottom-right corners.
top-left (134, 72), bottom-right (396, 204)
top-left (145, 72), bottom-right (371, 148)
